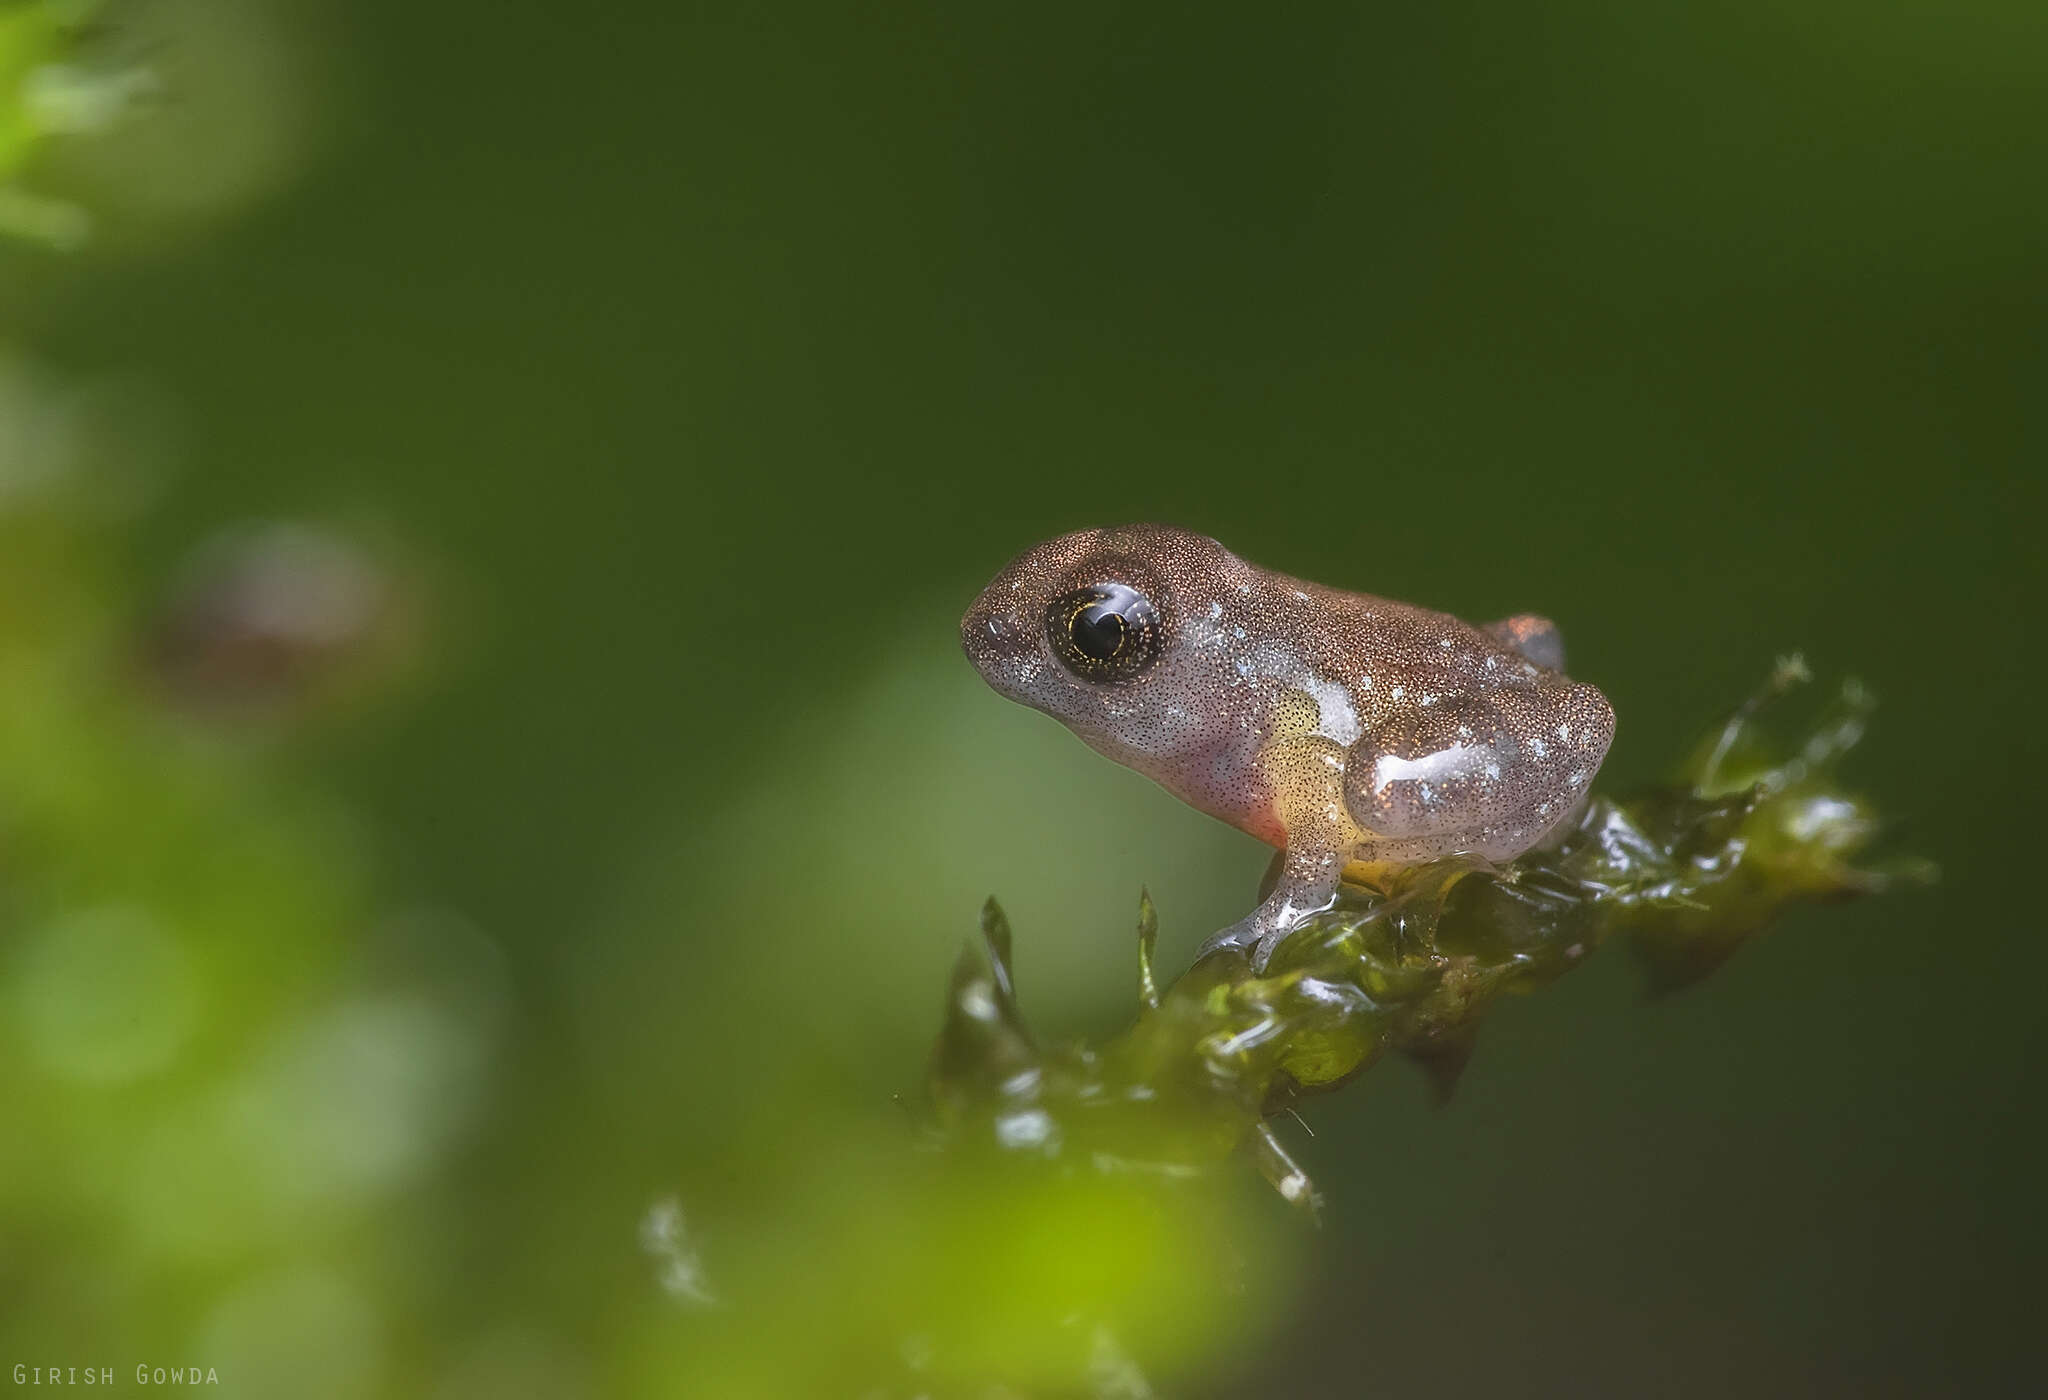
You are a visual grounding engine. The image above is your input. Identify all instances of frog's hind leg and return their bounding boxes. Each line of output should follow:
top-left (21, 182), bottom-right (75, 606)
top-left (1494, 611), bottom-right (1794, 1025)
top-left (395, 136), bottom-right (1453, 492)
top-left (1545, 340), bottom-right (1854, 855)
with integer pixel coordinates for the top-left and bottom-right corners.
top-left (1341, 696), bottom-right (1531, 859)
top-left (1484, 614), bottom-right (1565, 672)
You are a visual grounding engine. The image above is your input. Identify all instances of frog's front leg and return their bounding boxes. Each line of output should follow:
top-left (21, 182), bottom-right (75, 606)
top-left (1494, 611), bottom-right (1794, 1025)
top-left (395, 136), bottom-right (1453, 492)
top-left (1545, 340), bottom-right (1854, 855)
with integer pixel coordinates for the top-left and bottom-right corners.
top-left (1196, 839), bottom-right (1347, 969)
top-left (1197, 688), bottom-right (1357, 970)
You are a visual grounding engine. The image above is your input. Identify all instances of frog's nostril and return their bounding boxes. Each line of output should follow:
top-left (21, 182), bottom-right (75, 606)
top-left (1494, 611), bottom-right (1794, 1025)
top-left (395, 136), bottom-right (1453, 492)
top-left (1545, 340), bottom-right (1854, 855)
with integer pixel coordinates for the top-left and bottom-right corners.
top-left (962, 604), bottom-right (1033, 666)
top-left (975, 608), bottom-right (1016, 644)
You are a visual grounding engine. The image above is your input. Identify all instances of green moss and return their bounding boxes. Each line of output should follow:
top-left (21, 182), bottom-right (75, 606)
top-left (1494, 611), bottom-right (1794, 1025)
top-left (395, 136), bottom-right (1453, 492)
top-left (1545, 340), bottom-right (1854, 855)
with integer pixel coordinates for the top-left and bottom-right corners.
top-left (928, 660), bottom-right (1930, 1214)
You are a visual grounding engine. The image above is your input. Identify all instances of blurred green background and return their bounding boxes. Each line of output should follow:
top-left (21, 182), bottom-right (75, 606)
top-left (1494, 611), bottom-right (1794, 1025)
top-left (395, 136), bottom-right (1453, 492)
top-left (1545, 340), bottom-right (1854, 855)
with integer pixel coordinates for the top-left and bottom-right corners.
top-left (3, 1), bottom-right (2043, 1395)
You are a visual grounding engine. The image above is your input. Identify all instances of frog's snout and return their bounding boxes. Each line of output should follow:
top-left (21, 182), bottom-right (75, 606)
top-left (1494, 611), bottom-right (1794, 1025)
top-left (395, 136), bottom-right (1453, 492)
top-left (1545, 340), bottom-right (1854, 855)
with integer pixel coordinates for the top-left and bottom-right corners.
top-left (961, 601), bottom-right (1027, 661)
top-left (960, 590), bottom-right (1042, 699)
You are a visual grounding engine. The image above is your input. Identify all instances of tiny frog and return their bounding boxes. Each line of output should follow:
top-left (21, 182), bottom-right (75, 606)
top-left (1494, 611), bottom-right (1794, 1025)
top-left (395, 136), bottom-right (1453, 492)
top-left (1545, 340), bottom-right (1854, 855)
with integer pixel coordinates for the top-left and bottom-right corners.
top-left (961, 524), bottom-right (1616, 968)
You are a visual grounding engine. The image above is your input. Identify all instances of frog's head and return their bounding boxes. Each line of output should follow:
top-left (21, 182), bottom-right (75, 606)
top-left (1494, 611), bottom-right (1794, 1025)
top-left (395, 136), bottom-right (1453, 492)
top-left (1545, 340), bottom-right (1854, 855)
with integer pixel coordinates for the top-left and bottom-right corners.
top-left (960, 524), bottom-right (1248, 769)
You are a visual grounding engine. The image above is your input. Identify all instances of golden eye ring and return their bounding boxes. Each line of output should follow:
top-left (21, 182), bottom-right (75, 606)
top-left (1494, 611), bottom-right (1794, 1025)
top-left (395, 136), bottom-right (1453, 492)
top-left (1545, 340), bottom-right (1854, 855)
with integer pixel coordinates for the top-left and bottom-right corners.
top-left (1045, 583), bottom-right (1161, 682)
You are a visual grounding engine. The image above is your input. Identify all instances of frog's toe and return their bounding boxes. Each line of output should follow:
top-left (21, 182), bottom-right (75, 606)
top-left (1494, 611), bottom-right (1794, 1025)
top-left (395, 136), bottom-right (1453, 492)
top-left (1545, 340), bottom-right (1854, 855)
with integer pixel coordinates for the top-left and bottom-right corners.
top-left (1196, 910), bottom-right (1305, 972)
top-left (1201, 862), bottom-right (1344, 969)
top-left (1195, 916), bottom-right (1262, 963)
top-left (1248, 925), bottom-right (1294, 973)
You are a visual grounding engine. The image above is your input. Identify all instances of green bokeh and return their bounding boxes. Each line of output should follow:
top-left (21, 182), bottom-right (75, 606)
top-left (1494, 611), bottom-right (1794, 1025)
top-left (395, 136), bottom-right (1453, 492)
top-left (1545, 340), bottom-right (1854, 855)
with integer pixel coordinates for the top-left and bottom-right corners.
top-left (5, 1), bottom-right (2043, 1395)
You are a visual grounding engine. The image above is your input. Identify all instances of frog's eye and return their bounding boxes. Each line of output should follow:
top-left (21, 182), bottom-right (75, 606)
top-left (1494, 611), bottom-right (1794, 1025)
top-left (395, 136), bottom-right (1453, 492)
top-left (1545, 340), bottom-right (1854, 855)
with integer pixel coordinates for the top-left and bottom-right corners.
top-left (1046, 583), bottom-right (1162, 682)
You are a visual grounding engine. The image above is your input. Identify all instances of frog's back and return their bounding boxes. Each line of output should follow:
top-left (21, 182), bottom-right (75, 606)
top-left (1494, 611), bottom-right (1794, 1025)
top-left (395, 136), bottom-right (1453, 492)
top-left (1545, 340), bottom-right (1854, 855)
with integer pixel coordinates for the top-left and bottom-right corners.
top-left (1251, 571), bottom-right (1564, 720)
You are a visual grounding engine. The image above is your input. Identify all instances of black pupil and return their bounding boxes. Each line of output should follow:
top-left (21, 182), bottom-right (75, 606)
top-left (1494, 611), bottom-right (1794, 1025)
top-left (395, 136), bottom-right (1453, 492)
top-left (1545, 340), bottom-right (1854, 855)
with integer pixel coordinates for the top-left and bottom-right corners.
top-left (1071, 602), bottom-right (1126, 660)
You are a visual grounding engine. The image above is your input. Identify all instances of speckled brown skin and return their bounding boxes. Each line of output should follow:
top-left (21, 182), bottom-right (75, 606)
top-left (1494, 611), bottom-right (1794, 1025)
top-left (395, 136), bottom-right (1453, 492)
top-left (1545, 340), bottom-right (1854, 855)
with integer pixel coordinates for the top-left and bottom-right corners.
top-left (961, 524), bottom-right (1616, 968)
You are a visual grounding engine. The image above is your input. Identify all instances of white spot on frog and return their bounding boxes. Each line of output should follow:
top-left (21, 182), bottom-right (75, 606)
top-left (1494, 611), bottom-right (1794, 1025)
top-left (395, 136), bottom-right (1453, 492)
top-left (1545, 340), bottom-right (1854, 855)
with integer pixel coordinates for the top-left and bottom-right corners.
top-left (1370, 744), bottom-right (1492, 793)
top-left (1308, 677), bottom-right (1360, 744)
